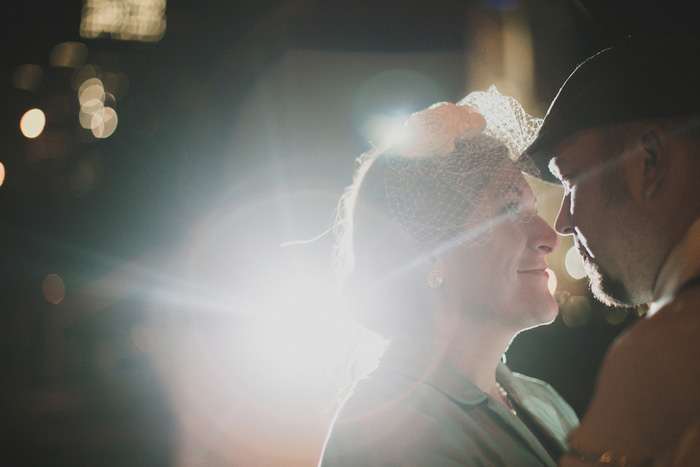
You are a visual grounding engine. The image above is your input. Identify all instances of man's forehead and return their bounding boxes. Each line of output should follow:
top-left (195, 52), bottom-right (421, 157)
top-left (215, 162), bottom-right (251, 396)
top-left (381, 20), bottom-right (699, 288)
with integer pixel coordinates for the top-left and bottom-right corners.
top-left (547, 129), bottom-right (606, 180)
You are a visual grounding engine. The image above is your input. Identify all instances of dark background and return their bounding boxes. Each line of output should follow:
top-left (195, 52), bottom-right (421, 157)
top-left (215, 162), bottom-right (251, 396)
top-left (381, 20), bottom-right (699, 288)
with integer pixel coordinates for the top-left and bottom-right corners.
top-left (1, 1), bottom-right (698, 465)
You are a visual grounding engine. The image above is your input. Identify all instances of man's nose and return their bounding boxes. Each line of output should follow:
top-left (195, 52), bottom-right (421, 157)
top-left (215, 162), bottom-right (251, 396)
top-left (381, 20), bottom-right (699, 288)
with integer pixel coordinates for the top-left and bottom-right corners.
top-left (554, 195), bottom-right (575, 236)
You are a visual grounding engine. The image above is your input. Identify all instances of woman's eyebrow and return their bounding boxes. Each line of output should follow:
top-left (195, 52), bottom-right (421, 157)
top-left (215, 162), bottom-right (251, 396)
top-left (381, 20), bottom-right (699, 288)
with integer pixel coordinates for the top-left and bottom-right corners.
top-left (502, 186), bottom-right (524, 198)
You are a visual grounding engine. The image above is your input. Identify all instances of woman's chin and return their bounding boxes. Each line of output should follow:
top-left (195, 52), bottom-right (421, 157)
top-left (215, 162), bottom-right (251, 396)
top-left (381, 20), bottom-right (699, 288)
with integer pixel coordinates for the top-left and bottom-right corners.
top-left (521, 295), bottom-right (560, 330)
top-left (540, 295), bottom-right (561, 324)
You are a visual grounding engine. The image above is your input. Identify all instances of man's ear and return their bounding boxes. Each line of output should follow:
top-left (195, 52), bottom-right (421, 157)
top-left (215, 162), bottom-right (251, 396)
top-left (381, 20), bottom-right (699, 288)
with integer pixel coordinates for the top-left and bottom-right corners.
top-left (640, 130), bottom-right (668, 199)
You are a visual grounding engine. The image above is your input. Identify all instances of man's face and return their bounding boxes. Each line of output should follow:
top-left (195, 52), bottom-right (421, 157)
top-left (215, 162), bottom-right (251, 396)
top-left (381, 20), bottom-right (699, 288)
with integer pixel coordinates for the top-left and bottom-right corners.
top-left (549, 129), bottom-right (646, 307)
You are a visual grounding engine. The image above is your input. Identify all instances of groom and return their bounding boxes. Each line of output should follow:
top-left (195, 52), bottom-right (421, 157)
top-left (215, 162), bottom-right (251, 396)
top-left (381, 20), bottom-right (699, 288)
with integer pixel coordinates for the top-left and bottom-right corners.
top-left (526, 35), bottom-right (700, 464)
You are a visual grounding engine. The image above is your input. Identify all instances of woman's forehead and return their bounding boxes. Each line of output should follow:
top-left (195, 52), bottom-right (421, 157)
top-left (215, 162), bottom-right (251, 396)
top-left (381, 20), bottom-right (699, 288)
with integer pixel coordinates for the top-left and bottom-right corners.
top-left (485, 160), bottom-right (530, 194)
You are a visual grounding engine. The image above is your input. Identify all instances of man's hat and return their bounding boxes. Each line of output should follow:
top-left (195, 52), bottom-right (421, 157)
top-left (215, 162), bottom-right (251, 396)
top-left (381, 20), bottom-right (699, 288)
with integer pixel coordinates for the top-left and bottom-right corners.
top-left (526, 35), bottom-right (700, 183)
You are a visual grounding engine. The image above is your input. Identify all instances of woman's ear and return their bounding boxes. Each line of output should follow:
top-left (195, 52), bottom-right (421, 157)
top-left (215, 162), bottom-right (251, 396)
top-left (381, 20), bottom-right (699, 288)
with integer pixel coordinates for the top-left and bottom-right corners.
top-left (426, 250), bottom-right (446, 289)
top-left (640, 130), bottom-right (668, 199)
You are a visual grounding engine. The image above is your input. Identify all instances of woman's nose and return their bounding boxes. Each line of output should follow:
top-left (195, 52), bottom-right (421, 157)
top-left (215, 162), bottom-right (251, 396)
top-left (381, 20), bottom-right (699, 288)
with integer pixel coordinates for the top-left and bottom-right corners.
top-left (530, 214), bottom-right (560, 254)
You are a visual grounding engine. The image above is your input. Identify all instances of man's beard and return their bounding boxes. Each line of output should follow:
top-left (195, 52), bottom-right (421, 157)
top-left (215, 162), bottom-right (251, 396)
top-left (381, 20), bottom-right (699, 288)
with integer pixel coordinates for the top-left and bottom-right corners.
top-left (584, 258), bottom-right (633, 307)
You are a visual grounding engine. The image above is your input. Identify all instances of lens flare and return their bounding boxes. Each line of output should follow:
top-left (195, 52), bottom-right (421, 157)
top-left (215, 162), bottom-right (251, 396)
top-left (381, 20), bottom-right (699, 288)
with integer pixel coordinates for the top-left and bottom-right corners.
top-left (362, 113), bottom-right (409, 146)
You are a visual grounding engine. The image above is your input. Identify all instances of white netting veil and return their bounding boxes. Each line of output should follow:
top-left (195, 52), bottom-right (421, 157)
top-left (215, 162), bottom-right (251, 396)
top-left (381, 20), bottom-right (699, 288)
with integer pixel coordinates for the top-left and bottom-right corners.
top-left (457, 85), bottom-right (543, 162)
top-left (333, 86), bottom-right (542, 282)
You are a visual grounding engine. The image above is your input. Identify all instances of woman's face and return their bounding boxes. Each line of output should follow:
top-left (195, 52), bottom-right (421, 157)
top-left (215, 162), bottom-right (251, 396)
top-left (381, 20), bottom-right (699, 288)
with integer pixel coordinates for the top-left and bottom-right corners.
top-left (441, 161), bottom-right (560, 332)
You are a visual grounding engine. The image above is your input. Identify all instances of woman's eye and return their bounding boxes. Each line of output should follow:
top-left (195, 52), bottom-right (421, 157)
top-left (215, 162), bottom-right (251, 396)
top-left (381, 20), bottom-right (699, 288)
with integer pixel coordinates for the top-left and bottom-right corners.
top-left (502, 202), bottom-right (521, 216)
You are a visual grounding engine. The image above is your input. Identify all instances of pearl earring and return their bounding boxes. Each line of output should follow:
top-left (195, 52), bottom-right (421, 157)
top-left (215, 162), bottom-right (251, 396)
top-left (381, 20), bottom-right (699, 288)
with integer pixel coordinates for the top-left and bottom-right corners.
top-left (427, 269), bottom-right (443, 288)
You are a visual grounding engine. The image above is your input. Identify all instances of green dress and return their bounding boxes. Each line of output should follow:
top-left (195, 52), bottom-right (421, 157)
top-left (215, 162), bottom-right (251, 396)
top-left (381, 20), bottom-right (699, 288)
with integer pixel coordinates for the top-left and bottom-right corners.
top-left (321, 344), bottom-right (578, 466)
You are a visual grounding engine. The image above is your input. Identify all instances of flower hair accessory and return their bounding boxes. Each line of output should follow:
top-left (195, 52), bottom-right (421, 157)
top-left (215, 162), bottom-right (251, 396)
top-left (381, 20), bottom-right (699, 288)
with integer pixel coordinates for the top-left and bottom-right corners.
top-left (396, 102), bottom-right (487, 158)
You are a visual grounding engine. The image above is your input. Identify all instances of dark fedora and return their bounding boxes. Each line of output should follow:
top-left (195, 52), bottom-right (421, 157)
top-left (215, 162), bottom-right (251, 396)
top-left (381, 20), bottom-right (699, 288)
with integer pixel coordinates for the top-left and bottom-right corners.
top-left (526, 35), bottom-right (700, 183)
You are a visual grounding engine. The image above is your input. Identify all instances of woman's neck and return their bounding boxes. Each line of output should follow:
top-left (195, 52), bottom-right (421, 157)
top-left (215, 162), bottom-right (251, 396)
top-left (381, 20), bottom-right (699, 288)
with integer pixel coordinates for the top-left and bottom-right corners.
top-left (432, 309), bottom-right (516, 399)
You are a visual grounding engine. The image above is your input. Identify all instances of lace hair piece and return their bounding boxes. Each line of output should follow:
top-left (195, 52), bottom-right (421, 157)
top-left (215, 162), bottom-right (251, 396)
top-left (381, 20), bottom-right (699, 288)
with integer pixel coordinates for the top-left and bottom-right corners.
top-left (457, 85), bottom-right (543, 168)
top-left (333, 86), bottom-right (542, 279)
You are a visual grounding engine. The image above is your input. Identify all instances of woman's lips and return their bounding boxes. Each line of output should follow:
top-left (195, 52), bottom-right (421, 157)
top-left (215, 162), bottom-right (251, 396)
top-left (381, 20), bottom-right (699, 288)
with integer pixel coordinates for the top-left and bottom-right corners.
top-left (517, 268), bottom-right (549, 277)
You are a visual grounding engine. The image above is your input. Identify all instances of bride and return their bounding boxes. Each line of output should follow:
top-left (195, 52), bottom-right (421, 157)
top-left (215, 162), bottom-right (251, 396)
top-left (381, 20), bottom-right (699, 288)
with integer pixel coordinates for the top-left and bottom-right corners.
top-left (320, 87), bottom-right (578, 466)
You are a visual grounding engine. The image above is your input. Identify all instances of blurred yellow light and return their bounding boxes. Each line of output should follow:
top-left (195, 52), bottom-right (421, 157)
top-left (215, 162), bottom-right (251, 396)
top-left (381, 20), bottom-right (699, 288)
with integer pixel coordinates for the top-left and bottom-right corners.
top-left (79, 83), bottom-right (106, 107)
top-left (79, 77), bottom-right (104, 99)
top-left (25, 130), bottom-right (72, 162)
top-left (546, 268), bottom-right (557, 294)
top-left (564, 246), bottom-right (587, 280)
top-left (13, 64), bottom-right (43, 91)
top-left (79, 107), bottom-right (98, 129)
top-left (81, 0), bottom-right (167, 42)
top-left (604, 307), bottom-right (628, 326)
top-left (42, 274), bottom-right (66, 305)
top-left (73, 65), bottom-right (102, 91)
top-left (91, 107), bottom-right (118, 138)
top-left (20, 109), bottom-right (46, 138)
top-left (561, 295), bottom-right (592, 328)
top-left (0, 163), bottom-right (5, 187)
top-left (103, 72), bottom-right (129, 100)
top-left (49, 42), bottom-right (88, 68)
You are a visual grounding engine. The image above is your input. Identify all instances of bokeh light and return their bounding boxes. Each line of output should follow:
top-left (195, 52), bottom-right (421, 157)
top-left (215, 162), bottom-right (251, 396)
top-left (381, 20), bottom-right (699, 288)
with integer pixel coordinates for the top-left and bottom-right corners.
top-left (81, 0), bottom-right (167, 42)
top-left (79, 80), bottom-right (106, 107)
top-left (564, 246), bottom-right (587, 280)
top-left (546, 268), bottom-right (557, 294)
top-left (74, 77), bottom-right (118, 138)
top-left (102, 72), bottom-right (130, 100)
top-left (79, 107), bottom-right (97, 129)
top-left (42, 274), bottom-right (66, 305)
top-left (561, 295), bottom-right (592, 328)
top-left (20, 109), bottom-right (46, 138)
top-left (0, 163), bottom-right (5, 187)
top-left (91, 107), bottom-right (118, 138)
top-left (12, 64), bottom-right (43, 91)
top-left (604, 307), bottom-right (628, 326)
top-left (49, 42), bottom-right (88, 68)
top-left (25, 130), bottom-right (73, 162)
top-left (72, 65), bottom-right (102, 90)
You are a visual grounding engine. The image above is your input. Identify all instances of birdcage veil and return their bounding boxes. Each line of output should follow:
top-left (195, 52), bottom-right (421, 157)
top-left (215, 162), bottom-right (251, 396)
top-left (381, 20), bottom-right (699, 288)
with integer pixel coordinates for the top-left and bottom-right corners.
top-left (333, 86), bottom-right (542, 280)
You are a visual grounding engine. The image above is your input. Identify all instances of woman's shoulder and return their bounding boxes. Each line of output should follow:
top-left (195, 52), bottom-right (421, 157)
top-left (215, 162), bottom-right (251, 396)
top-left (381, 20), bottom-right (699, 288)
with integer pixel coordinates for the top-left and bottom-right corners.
top-left (320, 372), bottom-right (466, 466)
top-left (328, 369), bottom-right (447, 434)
